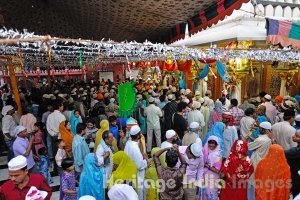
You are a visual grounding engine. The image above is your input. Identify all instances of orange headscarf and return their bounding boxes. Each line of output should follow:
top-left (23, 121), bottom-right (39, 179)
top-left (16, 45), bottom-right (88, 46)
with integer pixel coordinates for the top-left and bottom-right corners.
top-left (59, 121), bottom-right (73, 155)
top-left (275, 96), bottom-right (283, 104)
top-left (255, 144), bottom-right (291, 200)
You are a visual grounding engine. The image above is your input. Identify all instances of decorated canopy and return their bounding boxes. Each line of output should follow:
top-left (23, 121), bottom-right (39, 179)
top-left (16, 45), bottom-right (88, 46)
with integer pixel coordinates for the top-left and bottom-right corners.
top-left (266, 18), bottom-right (300, 49)
top-left (0, 0), bottom-right (249, 43)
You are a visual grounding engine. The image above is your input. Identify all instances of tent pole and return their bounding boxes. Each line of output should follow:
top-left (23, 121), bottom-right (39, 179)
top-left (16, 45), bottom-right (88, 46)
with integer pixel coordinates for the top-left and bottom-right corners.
top-left (7, 58), bottom-right (22, 115)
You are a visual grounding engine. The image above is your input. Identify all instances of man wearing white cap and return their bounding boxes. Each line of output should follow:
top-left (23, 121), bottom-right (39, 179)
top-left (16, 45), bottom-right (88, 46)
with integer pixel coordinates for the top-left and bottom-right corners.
top-left (182, 122), bottom-right (201, 146)
top-left (144, 96), bottom-right (162, 152)
top-left (161, 129), bottom-right (177, 149)
top-left (247, 121), bottom-right (273, 200)
top-left (124, 125), bottom-right (150, 200)
top-left (1, 105), bottom-right (17, 161)
top-left (0, 155), bottom-right (52, 200)
top-left (261, 94), bottom-right (277, 124)
top-left (177, 141), bottom-right (204, 199)
top-left (188, 101), bottom-right (205, 134)
top-left (13, 125), bottom-right (37, 173)
top-left (272, 109), bottom-right (297, 150)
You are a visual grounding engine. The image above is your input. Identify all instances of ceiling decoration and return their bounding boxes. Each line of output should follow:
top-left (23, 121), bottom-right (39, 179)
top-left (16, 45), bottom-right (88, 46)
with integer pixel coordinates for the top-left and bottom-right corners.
top-left (0, 0), bottom-right (248, 43)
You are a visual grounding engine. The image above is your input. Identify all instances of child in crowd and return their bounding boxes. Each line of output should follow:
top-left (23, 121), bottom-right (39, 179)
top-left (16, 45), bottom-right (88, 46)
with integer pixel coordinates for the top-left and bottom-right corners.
top-left (109, 115), bottom-right (119, 141)
top-left (85, 119), bottom-right (98, 151)
top-left (38, 147), bottom-right (53, 184)
top-left (55, 139), bottom-right (67, 175)
top-left (60, 158), bottom-right (77, 200)
top-left (33, 122), bottom-right (46, 156)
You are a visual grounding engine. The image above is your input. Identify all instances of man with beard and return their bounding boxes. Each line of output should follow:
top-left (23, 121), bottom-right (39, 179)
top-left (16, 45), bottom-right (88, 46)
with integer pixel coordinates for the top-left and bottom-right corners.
top-left (124, 125), bottom-right (150, 200)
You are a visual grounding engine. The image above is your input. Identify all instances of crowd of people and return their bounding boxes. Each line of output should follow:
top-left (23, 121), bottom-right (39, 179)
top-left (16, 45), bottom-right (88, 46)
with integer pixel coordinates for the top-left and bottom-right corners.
top-left (0, 78), bottom-right (299, 200)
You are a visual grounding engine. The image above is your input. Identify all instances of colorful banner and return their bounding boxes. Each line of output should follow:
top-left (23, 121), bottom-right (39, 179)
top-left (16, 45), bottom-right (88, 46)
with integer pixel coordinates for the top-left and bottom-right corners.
top-left (266, 18), bottom-right (300, 49)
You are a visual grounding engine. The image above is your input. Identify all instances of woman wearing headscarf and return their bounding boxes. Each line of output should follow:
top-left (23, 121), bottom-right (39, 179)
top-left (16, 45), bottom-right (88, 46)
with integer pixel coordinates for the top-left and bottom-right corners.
top-left (108, 151), bottom-right (137, 190)
top-left (209, 101), bottom-right (223, 126)
top-left (78, 153), bottom-right (105, 200)
top-left (203, 122), bottom-right (225, 158)
top-left (59, 121), bottom-right (73, 156)
top-left (94, 119), bottom-right (119, 152)
top-left (94, 120), bottom-right (115, 152)
top-left (70, 110), bottom-right (82, 135)
top-left (145, 147), bottom-right (166, 200)
top-left (201, 136), bottom-right (223, 200)
top-left (275, 95), bottom-right (283, 109)
top-left (255, 144), bottom-right (291, 200)
top-left (220, 140), bottom-right (254, 200)
top-left (138, 97), bottom-right (147, 136)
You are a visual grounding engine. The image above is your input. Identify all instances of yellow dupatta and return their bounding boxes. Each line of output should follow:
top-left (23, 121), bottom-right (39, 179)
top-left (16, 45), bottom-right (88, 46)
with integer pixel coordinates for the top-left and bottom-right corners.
top-left (145, 147), bottom-right (161, 200)
top-left (109, 151), bottom-right (138, 189)
top-left (94, 120), bottom-right (119, 152)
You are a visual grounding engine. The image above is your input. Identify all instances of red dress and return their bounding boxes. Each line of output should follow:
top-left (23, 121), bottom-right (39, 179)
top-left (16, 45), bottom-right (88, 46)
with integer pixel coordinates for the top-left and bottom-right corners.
top-left (220, 140), bottom-right (254, 200)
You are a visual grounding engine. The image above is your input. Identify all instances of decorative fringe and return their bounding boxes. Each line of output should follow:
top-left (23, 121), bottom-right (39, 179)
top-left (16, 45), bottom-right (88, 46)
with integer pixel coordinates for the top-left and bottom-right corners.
top-left (196, 64), bottom-right (209, 80)
top-left (216, 61), bottom-right (230, 82)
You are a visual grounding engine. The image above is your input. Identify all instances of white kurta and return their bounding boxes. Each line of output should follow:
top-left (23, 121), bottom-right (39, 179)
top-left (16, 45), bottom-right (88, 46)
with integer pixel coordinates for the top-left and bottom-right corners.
top-left (46, 110), bottom-right (66, 138)
top-left (187, 110), bottom-right (205, 128)
top-left (95, 140), bottom-right (113, 186)
top-left (240, 116), bottom-right (255, 139)
top-left (144, 104), bottom-right (162, 130)
top-left (272, 121), bottom-right (297, 150)
top-left (160, 141), bottom-right (173, 149)
top-left (124, 140), bottom-right (147, 200)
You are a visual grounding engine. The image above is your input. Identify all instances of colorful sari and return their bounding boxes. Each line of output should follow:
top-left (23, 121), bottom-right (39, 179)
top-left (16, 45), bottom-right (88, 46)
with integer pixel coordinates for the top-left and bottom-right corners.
top-left (255, 144), bottom-right (291, 200)
top-left (201, 136), bottom-right (223, 200)
top-left (78, 153), bottom-right (105, 200)
top-left (59, 121), bottom-right (73, 155)
top-left (220, 140), bottom-right (254, 200)
top-left (109, 151), bottom-right (138, 189)
top-left (203, 122), bottom-right (225, 157)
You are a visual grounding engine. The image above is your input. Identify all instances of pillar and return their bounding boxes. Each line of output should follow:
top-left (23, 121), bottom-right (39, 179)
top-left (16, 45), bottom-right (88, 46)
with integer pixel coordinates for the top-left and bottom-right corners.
top-left (279, 73), bottom-right (288, 97)
top-left (262, 62), bottom-right (273, 94)
top-left (8, 58), bottom-right (22, 115)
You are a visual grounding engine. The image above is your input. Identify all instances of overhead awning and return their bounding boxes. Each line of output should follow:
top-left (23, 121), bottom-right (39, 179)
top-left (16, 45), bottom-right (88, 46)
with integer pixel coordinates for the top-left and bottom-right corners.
top-left (266, 18), bottom-right (300, 49)
top-left (167, 0), bottom-right (250, 42)
top-left (0, 0), bottom-right (249, 43)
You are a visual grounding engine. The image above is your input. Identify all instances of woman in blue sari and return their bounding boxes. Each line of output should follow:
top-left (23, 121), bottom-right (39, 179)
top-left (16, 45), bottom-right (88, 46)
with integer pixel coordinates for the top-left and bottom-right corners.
top-left (203, 122), bottom-right (225, 157)
top-left (70, 110), bottom-right (83, 135)
top-left (78, 153), bottom-right (105, 200)
top-left (139, 98), bottom-right (147, 134)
